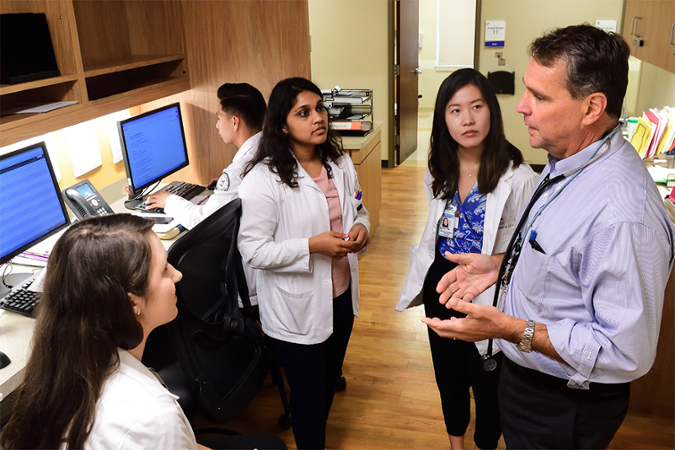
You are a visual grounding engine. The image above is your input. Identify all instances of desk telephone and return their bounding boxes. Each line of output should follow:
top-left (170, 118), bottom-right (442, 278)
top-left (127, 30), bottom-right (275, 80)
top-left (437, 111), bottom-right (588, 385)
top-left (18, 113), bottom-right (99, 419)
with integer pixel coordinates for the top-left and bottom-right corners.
top-left (62, 179), bottom-right (114, 219)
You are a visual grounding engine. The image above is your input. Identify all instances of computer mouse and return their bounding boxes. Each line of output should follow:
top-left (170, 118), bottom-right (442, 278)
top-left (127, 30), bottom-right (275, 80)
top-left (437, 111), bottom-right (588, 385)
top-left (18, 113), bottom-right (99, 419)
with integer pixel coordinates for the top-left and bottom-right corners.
top-left (207, 180), bottom-right (218, 191)
top-left (0, 351), bottom-right (11, 369)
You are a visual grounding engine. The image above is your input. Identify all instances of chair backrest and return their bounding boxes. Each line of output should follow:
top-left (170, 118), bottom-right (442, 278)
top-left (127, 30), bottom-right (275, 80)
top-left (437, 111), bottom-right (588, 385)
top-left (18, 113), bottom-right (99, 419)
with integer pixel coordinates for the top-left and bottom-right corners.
top-left (145, 199), bottom-right (268, 423)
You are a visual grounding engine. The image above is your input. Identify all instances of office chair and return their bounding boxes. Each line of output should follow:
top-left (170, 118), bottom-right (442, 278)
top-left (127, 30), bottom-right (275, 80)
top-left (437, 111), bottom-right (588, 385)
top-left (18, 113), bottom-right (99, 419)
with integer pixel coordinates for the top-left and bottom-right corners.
top-left (143, 199), bottom-right (290, 427)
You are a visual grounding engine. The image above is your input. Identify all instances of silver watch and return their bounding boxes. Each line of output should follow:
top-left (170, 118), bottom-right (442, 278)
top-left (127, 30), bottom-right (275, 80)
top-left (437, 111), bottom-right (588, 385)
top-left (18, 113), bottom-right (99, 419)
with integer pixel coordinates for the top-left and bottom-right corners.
top-left (517, 320), bottom-right (535, 353)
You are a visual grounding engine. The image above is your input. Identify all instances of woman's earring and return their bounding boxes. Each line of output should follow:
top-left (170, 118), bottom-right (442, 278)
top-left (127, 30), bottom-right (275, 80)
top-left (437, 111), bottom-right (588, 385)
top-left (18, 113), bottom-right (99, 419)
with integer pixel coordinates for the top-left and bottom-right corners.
top-left (136, 309), bottom-right (141, 316)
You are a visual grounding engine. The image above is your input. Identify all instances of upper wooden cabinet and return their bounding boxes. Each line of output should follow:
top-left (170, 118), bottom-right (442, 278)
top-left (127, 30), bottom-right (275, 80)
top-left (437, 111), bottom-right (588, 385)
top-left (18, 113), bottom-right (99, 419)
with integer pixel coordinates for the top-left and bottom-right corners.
top-left (0, 0), bottom-right (190, 147)
top-left (622, 0), bottom-right (675, 73)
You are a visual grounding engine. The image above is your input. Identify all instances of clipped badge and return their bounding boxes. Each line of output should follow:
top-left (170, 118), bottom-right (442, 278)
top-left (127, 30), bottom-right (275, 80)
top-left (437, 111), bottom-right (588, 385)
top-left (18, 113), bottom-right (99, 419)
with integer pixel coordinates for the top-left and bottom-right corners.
top-left (216, 172), bottom-right (230, 191)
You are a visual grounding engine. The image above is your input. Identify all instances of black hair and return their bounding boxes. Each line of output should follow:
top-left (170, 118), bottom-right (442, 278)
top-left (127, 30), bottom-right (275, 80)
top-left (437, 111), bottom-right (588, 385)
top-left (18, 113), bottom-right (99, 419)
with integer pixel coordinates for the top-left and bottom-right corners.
top-left (245, 77), bottom-right (344, 188)
top-left (429, 68), bottom-right (524, 199)
top-left (529, 23), bottom-right (630, 119)
top-left (217, 82), bottom-right (267, 130)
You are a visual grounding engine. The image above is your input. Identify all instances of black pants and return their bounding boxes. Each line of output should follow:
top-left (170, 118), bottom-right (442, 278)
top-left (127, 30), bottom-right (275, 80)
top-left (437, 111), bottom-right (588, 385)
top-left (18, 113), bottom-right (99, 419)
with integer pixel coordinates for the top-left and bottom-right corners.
top-left (270, 287), bottom-right (354, 450)
top-left (499, 356), bottom-right (630, 449)
top-left (198, 433), bottom-right (287, 449)
top-left (423, 251), bottom-right (502, 450)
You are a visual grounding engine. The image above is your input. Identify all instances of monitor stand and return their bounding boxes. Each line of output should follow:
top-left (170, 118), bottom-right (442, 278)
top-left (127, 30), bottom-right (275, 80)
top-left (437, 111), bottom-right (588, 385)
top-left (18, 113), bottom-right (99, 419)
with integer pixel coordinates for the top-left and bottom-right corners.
top-left (0, 351), bottom-right (10, 369)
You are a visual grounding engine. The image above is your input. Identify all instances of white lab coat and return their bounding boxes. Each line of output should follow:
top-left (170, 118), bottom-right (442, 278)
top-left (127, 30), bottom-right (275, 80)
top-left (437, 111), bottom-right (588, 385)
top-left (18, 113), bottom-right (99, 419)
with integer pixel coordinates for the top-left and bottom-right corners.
top-left (238, 153), bottom-right (370, 345)
top-left (83, 349), bottom-right (197, 450)
top-left (164, 132), bottom-right (261, 305)
top-left (397, 162), bottom-right (538, 354)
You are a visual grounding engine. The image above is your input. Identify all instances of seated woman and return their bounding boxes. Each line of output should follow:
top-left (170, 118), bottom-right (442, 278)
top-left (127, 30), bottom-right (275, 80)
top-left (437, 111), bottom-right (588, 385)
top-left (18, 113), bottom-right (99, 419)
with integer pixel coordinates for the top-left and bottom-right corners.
top-left (0, 214), bottom-right (285, 450)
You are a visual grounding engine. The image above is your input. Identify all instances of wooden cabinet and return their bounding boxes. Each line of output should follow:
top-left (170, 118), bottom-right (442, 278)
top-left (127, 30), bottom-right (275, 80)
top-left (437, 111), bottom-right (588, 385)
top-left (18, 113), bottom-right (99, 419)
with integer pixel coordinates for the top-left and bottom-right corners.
top-left (343, 125), bottom-right (383, 235)
top-left (622, 0), bottom-right (675, 73)
top-left (0, 0), bottom-right (190, 147)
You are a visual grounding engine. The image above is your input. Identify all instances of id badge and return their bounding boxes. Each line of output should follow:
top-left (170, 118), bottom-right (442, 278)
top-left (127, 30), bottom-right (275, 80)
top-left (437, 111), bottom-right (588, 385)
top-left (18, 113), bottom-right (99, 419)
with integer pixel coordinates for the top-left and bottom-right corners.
top-left (438, 204), bottom-right (458, 238)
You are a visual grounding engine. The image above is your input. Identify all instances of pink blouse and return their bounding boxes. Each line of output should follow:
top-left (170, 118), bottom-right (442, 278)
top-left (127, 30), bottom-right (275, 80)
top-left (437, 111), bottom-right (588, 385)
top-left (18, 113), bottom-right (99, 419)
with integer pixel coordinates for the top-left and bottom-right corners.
top-left (313, 166), bottom-right (350, 298)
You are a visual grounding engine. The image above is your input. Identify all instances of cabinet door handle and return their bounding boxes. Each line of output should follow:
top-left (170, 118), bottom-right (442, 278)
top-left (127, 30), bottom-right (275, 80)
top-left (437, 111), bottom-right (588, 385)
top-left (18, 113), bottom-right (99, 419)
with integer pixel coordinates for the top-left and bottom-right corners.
top-left (630, 16), bottom-right (638, 36)
top-left (670, 22), bottom-right (675, 47)
top-left (634, 17), bottom-right (643, 38)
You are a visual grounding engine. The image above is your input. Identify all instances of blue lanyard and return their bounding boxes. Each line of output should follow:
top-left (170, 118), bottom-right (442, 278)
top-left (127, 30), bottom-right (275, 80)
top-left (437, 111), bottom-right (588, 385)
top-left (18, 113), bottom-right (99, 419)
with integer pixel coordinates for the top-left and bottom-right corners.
top-left (517, 125), bottom-right (621, 247)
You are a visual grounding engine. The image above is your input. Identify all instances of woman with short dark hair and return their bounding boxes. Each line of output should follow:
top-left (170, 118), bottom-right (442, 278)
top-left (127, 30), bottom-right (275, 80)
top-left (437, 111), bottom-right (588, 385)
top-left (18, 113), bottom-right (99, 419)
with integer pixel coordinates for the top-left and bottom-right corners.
top-left (398, 68), bottom-right (538, 450)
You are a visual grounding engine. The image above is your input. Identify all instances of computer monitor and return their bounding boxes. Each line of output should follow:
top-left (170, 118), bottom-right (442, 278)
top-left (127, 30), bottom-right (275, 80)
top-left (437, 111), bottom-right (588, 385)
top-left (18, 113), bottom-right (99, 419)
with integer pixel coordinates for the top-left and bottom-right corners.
top-left (0, 142), bottom-right (70, 293)
top-left (118, 103), bottom-right (190, 199)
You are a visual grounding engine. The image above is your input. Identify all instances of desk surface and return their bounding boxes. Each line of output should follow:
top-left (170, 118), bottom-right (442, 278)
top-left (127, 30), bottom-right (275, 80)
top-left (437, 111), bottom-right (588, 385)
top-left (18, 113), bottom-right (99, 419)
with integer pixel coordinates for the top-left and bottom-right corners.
top-left (0, 185), bottom-right (190, 400)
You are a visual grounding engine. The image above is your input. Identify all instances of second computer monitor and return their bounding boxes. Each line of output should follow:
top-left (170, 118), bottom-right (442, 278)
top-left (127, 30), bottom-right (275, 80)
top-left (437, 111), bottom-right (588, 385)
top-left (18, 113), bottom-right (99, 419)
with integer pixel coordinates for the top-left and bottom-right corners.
top-left (118, 103), bottom-right (190, 198)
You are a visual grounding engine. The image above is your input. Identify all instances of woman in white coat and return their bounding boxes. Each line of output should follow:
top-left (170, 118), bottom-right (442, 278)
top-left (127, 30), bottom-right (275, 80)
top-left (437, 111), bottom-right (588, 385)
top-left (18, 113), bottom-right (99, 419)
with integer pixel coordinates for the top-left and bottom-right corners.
top-left (0, 215), bottom-right (286, 450)
top-left (397, 69), bottom-right (537, 450)
top-left (238, 77), bottom-right (369, 450)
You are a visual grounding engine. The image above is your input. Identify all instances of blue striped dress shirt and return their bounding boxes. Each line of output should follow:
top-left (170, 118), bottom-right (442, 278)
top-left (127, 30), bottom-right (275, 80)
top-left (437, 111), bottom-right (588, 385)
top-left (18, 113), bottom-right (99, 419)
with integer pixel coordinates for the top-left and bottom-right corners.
top-left (498, 129), bottom-right (675, 389)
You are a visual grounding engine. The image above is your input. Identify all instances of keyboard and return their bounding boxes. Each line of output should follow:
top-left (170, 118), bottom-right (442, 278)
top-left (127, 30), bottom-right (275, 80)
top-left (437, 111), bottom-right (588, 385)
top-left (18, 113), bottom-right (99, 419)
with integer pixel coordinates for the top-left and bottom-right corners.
top-left (0, 274), bottom-right (39, 317)
top-left (135, 181), bottom-right (204, 213)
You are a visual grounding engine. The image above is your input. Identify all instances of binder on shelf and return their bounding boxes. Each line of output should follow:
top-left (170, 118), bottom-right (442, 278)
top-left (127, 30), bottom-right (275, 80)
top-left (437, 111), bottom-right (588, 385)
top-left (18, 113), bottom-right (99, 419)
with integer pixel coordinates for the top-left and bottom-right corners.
top-left (322, 87), bottom-right (373, 137)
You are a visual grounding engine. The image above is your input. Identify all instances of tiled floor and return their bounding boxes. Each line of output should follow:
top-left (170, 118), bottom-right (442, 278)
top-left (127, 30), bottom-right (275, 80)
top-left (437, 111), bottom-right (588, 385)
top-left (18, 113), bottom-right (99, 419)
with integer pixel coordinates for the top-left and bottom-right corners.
top-left (400, 108), bottom-right (433, 167)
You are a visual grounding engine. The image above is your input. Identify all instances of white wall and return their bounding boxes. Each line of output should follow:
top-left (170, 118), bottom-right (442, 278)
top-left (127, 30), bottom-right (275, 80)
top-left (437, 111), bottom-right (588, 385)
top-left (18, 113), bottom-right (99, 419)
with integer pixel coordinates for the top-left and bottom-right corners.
top-left (418, 0), bottom-right (453, 111)
top-left (308, 0), bottom-right (391, 161)
top-left (635, 61), bottom-right (675, 115)
top-left (479, 0), bottom-right (626, 165)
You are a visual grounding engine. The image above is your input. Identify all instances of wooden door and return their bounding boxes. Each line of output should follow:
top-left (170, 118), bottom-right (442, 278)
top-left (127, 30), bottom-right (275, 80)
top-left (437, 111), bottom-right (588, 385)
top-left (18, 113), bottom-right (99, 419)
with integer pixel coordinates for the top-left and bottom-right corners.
top-left (395, 0), bottom-right (419, 165)
top-left (657, 0), bottom-right (675, 73)
top-left (623, 1), bottom-right (662, 62)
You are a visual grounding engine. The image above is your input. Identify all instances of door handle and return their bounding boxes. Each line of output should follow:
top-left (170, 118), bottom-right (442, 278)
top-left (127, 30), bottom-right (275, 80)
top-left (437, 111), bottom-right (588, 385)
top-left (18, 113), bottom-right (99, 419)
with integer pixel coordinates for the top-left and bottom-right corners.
top-left (630, 17), bottom-right (638, 36)
top-left (414, 68), bottom-right (422, 75)
top-left (634, 17), bottom-right (643, 38)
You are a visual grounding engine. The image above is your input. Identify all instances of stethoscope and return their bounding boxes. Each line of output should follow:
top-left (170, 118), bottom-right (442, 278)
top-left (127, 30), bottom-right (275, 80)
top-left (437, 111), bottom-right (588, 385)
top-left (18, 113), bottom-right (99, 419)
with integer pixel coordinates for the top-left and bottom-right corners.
top-left (480, 125), bottom-right (621, 372)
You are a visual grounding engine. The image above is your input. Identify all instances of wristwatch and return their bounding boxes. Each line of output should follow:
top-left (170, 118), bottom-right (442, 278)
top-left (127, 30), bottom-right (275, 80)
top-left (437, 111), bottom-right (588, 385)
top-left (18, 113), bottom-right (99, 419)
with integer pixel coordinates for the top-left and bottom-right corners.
top-left (517, 320), bottom-right (535, 353)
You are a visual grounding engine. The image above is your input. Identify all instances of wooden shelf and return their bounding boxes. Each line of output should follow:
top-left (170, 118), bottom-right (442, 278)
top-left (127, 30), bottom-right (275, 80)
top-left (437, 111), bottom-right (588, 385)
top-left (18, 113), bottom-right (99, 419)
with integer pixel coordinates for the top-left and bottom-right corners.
top-left (0, 0), bottom-right (190, 148)
top-left (85, 76), bottom-right (190, 108)
top-left (0, 101), bottom-right (83, 129)
top-left (0, 74), bottom-right (80, 96)
top-left (83, 54), bottom-right (185, 78)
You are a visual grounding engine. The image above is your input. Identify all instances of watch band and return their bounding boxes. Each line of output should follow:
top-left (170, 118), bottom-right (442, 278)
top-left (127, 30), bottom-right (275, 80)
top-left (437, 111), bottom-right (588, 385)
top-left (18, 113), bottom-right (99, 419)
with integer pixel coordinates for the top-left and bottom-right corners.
top-left (517, 319), bottom-right (535, 353)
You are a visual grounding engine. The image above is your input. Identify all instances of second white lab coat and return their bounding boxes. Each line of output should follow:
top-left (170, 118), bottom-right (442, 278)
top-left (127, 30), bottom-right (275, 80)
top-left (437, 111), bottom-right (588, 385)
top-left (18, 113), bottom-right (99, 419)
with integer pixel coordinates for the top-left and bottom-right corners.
top-left (397, 162), bottom-right (538, 354)
top-left (238, 154), bottom-right (370, 345)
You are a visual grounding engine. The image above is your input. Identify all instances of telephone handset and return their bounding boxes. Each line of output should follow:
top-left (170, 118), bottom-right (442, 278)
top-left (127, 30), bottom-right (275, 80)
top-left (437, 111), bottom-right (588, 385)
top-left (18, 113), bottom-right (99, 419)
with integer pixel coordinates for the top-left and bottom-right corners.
top-left (62, 179), bottom-right (114, 220)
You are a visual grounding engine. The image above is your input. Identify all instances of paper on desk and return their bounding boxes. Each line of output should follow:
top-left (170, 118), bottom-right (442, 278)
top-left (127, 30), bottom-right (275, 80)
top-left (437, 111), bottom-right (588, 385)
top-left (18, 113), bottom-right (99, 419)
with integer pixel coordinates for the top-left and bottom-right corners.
top-left (647, 165), bottom-right (675, 184)
top-left (64, 120), bottom-right (102, 177)
top-left (131, 212), bottom-right (180, 233)
top-left (0, 133), bottom-right (61, 181)
top-left (12, 255), bottom-right (48, 268)
top-left (104, 110), bottom-right (131, 164)
top-left (28, 269), bottom-right (47, 293)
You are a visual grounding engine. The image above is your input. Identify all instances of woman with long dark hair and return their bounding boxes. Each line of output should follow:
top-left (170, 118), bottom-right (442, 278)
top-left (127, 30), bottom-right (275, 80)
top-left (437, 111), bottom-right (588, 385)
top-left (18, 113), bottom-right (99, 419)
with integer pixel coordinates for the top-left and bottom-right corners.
top-left (1, 214), bottom-right (190, 449)
top-left (238, 77), bottom-right (370, 449)
top-left (1, 215), bottom-right (285, 450)
top-left (397, 68), bottom-right (538, 450)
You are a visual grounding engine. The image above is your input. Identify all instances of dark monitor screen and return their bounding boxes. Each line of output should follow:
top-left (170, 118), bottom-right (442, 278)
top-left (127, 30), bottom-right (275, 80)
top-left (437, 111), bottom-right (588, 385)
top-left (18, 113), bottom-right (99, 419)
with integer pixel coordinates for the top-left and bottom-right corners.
top-left (118, 103), bottom-right (189, 197)
top-left (0, 142), bottom-right (70, 265)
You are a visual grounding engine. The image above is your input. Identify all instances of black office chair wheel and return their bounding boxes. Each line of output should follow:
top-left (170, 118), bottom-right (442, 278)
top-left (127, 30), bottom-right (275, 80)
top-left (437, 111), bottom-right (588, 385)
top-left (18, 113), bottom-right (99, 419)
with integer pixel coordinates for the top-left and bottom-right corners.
top-left (335, 376), bottom-right (346, 392)
top-left (278, 413), bottom-right (291, 429)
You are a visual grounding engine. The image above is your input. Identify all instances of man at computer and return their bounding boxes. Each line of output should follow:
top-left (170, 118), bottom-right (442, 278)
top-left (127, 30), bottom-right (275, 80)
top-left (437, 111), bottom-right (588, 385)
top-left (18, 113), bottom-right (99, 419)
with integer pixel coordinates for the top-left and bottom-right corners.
top-left (145, 82), bottom-right (266, 230)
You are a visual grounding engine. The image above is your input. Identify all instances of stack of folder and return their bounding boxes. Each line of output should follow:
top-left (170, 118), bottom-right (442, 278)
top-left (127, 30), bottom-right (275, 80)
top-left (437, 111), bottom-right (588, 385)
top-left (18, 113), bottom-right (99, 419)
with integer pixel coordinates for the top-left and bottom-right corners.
top-left (629, 106), bottom-right (675, 159)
